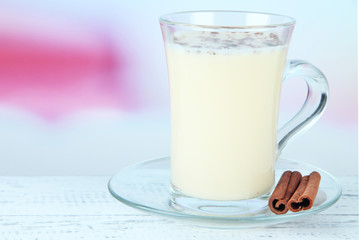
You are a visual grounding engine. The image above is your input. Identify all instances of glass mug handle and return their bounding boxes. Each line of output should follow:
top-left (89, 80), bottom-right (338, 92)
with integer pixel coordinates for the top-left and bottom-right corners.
top-left (277, 59), bottom-right (329, 156)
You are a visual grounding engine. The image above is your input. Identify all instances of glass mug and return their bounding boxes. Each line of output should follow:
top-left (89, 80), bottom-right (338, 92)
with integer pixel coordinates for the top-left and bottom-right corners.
top-left (159, 11), bottom-right (328, 215)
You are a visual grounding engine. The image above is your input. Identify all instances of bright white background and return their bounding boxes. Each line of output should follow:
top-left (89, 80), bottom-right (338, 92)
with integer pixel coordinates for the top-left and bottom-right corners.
top-left (0, 0), bottom-right (357, 175)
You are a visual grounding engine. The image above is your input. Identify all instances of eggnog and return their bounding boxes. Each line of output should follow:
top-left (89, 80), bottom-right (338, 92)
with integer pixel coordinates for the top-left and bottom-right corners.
top-left (165, 31), bottom-right (288, 201)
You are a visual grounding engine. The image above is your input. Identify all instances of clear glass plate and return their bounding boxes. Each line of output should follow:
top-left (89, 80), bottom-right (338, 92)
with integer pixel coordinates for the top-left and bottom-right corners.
top-left (108, 157), bottom-right (342, 228)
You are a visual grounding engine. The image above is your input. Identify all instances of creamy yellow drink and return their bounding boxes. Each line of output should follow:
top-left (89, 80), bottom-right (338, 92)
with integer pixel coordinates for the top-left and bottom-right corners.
top-left (165, 31), bottom-right (288, 200)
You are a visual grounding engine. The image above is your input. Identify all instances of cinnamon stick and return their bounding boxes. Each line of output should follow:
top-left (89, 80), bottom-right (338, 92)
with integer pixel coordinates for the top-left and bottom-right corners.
top-left (268, 171), bottom-right (302, 215)
top-left (288, 171), bottom-right (321, 212)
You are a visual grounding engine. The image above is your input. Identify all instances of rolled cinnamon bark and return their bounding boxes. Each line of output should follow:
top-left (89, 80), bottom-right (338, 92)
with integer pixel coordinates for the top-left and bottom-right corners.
top-left (268, 171), bottom-right (302, 215)
top-left (287, 175), bottom-right (309, 212)
top-left (298, 171), bottom-right (321, 210)
top-left (288, 171), bottom-right (321, 212)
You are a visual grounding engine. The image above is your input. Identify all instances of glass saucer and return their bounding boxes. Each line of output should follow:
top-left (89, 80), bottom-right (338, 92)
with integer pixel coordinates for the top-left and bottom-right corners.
top-left (108, 157), bottom-right (341, 228)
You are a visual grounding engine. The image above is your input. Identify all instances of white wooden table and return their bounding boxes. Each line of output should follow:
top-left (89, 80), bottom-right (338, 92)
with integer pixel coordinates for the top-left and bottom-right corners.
top-left (0, 175), bottom-right (357, 239)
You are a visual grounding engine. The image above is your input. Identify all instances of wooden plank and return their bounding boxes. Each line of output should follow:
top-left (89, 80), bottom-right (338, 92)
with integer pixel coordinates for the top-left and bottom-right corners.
top-left (0, 214), bottom-right (358, 239)
top-left (0, 176), bottom-right (356, 215)
top-left (0, 176), bottom-right (357, 239)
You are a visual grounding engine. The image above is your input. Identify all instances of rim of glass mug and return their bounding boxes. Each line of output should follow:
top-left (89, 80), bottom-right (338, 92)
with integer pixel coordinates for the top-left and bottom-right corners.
top-left (159, 10), bottom-right (296, 29)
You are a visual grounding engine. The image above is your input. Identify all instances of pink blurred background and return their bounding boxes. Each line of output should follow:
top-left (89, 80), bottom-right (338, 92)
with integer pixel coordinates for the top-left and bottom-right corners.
top-left (0, 0), bottom-right (357, 175)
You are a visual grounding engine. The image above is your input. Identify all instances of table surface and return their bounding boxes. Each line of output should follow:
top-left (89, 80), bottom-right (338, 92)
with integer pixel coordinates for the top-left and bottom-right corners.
top-left (0, 175), bottom-right (357, 239)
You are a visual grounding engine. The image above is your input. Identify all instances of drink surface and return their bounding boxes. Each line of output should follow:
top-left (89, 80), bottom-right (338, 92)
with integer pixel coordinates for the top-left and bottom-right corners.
top-left (170, 30), bottom-right (283, 53)
top-left (166, 30), bottom-right (288, 200)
